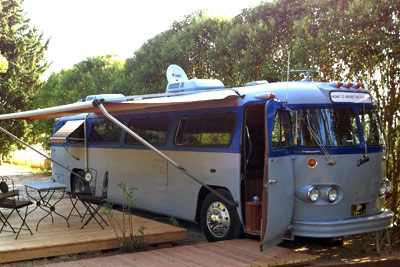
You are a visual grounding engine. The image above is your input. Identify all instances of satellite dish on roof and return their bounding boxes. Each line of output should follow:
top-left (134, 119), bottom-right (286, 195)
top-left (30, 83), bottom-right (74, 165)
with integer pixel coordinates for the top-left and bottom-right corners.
top-left (166, 64), bottom-right (188, 83)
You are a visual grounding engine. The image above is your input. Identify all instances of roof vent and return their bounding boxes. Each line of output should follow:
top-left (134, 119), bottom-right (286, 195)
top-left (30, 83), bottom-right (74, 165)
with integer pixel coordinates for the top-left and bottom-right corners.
top-left (165, 64), bottom-right (224, 93)
top-left (77, 94), bottom-right (125, 102)
top-left (245, 80), bottom-right (268, 86)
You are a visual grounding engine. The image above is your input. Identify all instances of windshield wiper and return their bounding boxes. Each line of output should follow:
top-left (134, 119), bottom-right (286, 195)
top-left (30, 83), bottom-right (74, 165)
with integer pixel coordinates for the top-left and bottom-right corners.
top-left (306, 115), bottom-right (336, 166)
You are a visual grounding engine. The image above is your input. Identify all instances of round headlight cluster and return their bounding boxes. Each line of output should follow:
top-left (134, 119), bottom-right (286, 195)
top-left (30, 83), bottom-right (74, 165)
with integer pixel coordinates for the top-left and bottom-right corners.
top-left (379, 179), bottom-right (391, 197)
top-left (326, 187), bottom-right (338, 202)
top-left (307, 187), bottom-right (320, 202)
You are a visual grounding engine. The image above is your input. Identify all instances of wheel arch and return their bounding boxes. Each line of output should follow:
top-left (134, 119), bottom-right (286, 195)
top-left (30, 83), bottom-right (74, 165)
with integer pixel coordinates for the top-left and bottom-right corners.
top-left (70, 168), bottom-right (84, 188)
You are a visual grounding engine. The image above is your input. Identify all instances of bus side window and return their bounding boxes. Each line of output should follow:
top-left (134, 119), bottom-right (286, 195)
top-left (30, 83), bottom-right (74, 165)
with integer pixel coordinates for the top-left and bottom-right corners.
top-left (175, 113), bottom-right (237, 147)
top-left (69, 124), bottom-right (84, 144)
top-left (89, 121), bottom-right (121, 144)
top-left (271, 110), bottom-right (290, 149)
top-left (359, 108), bottom-right (385, 146)
top-left (125, 117), bottom-right (170, 146)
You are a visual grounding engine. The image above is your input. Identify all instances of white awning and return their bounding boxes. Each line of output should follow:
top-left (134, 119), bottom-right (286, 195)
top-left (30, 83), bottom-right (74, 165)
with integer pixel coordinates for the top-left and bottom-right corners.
top-left (50, 120), bottom-right (85, 143)
top-left (0, 90), bottom-right (239, 120)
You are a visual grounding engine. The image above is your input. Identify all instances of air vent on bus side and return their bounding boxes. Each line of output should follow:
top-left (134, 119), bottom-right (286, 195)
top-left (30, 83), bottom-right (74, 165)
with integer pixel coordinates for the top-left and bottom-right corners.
top-left (166, 79), bottom-right (225, 93)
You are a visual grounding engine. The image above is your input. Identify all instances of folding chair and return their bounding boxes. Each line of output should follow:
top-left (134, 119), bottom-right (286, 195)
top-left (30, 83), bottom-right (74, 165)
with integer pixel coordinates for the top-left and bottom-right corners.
top-left (79, 171), bottom-right (109, 229)
top-left (0, 176), bottom-right (33, 239)
top-left (66, 169), bottom-right (97, 221)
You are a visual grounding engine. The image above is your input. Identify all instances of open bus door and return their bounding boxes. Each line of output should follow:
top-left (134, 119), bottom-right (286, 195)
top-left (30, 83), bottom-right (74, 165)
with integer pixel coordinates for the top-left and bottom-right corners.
top-left (260, 100), bottom-right (295, 251)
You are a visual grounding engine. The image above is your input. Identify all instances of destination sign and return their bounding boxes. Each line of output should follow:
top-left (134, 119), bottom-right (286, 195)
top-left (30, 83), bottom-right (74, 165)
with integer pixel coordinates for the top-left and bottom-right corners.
top-left (330, 92), bottom-right (372, 103)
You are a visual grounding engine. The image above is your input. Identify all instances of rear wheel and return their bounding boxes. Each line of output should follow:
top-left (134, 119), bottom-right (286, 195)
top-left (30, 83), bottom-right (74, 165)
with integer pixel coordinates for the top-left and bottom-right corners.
top-left (200, 189), bottom-right (241, 242)
top-left (71, 171), bottom-right (89, 192)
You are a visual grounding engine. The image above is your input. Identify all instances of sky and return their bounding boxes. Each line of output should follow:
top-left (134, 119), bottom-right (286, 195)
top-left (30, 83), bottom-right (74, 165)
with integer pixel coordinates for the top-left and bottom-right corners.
top-left (23, 0), bottom-right (264, 78)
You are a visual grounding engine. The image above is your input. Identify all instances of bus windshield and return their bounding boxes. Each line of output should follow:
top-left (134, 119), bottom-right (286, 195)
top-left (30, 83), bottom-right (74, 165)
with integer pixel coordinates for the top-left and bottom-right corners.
top-left (297, 107), bottom-right (360, 147)
top-left (359, 107), bottom-right (385, 145)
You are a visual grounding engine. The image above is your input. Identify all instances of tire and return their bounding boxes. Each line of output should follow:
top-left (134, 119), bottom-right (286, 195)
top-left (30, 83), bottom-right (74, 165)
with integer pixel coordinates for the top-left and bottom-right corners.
top-left (71, 170), bottom-right (89, 192)
top-left (200, 189), bottom-right (242, 242)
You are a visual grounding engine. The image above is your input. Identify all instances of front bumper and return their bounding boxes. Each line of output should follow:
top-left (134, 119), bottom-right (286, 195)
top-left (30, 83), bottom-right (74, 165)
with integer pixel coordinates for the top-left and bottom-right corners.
top-left (293, 210), bottom-right (393, 238)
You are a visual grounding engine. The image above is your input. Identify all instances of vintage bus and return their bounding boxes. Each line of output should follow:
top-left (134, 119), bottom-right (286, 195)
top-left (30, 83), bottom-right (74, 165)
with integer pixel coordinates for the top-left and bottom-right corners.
top-left (0, 65), bottom-right (393, 250)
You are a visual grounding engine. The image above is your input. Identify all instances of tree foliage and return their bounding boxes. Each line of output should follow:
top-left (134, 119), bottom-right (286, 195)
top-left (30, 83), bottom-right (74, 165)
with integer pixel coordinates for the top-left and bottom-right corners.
top-left (0, 0), bottom-right (48, 155)
top-left (122, 11), bottom-right (232, 94)
top-left (36, 55), bottom-right (124, 108)
top-left (32, 55), bottom-right (125, 146)
top-left (0, 53), bottom-right (7, 73)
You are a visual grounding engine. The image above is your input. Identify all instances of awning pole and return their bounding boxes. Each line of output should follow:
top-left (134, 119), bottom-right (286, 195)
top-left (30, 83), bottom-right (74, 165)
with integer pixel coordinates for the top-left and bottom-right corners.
top-left (0, 126), bottom-right (84, 180)
top-left (96, 101), bottom-right (237, 207)
top-left (84, 113), bottom-right (89, 170)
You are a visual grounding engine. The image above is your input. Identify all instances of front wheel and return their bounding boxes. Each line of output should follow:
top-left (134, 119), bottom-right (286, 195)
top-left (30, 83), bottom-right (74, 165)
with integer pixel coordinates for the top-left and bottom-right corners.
top-left (200, 189), bottom-right (242, 242)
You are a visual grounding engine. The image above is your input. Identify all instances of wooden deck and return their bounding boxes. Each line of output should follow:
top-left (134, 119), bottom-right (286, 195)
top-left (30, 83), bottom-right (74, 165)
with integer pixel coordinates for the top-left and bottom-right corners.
top-left (0, 198), bottom-right (186, 264)
top-left (45, 239), bottom-right (316, 267)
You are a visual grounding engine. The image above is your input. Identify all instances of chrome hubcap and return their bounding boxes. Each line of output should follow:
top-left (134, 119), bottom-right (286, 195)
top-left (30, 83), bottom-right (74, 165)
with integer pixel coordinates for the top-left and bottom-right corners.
top-left (206, 201), bottom-right (230, 238)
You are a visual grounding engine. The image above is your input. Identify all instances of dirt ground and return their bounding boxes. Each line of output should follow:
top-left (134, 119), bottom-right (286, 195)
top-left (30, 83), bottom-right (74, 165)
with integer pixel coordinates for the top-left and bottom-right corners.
top-left (0, 163), bottom-right (399, 266)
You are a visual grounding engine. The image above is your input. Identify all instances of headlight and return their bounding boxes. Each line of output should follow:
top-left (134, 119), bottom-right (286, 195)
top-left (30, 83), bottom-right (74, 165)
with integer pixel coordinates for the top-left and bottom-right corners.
top-left (326, 187), bottom-right (338, 202)
top-left (379, 181), bottom-right (387, 196)
top-left (308, 187), bottom-right (319, 202)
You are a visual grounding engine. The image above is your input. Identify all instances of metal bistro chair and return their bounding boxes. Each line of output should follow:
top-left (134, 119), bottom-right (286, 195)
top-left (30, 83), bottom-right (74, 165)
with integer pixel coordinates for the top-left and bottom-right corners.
top-left (0, 176), bottom-right (33, 239)
top-left (79, 171), bottom-right (109, 229)
top-left (66, 168), bottom-right (97, 221)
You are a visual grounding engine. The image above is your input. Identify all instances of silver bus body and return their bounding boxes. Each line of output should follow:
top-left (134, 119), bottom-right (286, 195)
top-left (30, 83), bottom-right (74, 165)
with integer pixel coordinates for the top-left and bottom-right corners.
top-left (49, 80), bottom-right (393, 249)
top-left (0, 68), bottom-right (393, 250)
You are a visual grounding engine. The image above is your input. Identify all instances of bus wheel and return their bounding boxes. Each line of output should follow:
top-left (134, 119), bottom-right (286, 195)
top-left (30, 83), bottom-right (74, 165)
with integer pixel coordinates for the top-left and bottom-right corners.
top-left (72, 171), bottom-right (88, 192)
top-left (200, 189), bottom-right (241, 242)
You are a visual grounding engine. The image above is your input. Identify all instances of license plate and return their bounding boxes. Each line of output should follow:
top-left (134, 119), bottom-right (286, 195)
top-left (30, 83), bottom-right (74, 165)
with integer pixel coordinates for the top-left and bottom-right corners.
top-left (351, 204), bottom-right (366, 217)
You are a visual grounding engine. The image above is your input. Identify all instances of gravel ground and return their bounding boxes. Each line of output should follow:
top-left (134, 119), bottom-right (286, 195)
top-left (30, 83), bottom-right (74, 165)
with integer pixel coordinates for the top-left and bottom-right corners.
top-left (0, 164), bottom-right (61, 201)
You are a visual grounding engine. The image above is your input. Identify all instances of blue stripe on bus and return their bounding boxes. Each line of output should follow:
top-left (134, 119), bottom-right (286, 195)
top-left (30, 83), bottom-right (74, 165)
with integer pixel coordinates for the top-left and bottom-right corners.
top-left (52, 102), bottom-right (384, 156)
top-left (52, 106), bottom-right (243, 154)
top-left (269, 146), bottom-right (383, 158)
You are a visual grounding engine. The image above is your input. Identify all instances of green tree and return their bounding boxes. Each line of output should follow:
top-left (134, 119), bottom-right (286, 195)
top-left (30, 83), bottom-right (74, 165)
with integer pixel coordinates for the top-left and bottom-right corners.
top-left (233, 0), bottom-right (309, 84)
top-left (0, 0), bottom-right (48, 156)
top-left (0, 53), bottom-right (7, 73)
top-left (33, 55), bottom-right (125, 145)
top-left (122, 11), bottom-right (231, 94)
top-left (122, 1), bottom-right (308, 92)
top-left (36, 55), bottom-right (124, 107)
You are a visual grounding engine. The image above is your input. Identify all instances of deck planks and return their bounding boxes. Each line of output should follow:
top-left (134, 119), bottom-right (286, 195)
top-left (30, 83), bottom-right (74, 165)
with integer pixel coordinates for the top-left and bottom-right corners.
top-left (0, 199), bottom-right (185, 263)
top-left (44, 239), bottom-right (316, 267)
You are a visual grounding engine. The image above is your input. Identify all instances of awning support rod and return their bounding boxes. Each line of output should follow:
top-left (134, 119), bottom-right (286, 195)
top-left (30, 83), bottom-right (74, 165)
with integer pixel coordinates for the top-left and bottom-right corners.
top-left (84, 113), bottom-right (90, 170)
top-left (0, 126), bottom-right (84, 180)
top-left (95, 100), bottom-right (237, 207)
